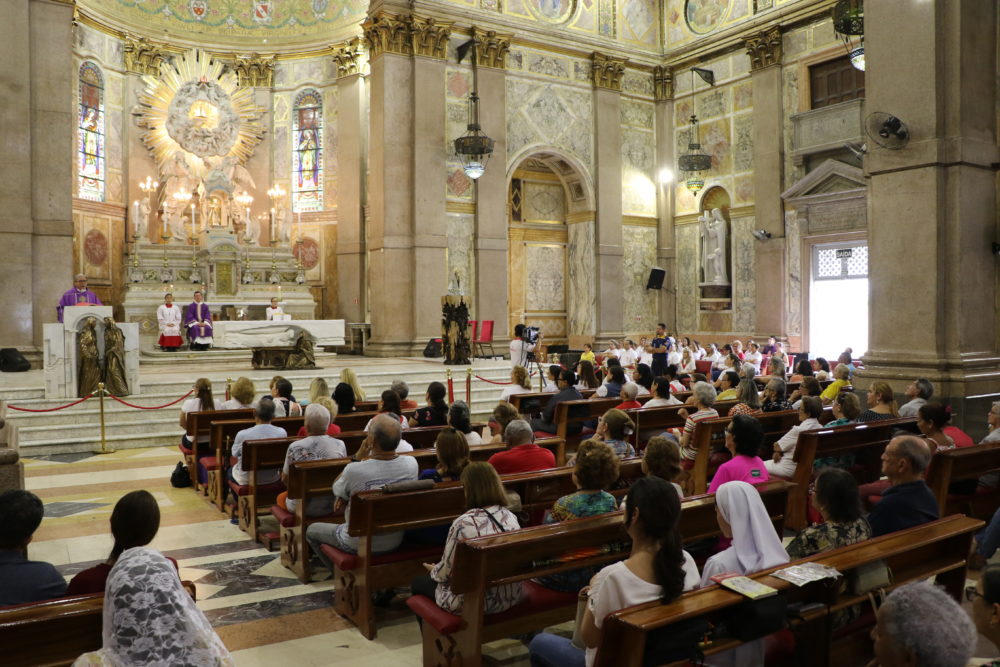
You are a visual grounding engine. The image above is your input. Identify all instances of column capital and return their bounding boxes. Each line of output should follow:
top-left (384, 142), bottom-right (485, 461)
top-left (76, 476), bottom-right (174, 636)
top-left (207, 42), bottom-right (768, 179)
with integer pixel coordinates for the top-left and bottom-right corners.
top-left (123, 35), bottom-right (168, 77)
top-left (331, 37), bottom-right (365, 78)
top-left (591, 52), bottom-right (628, 91)
top-left (411, 15), bottom-right (452, 59)
top-left (653, 65), bottom-right (673, 101)
top-left (471, 27), bottom-right (512, 69)
top-left (362, 10), bottom-right (412, 59)
top-left (231, 53), bottom-right (275, 88)
top-left (743, 26), bottom-right (783, 71)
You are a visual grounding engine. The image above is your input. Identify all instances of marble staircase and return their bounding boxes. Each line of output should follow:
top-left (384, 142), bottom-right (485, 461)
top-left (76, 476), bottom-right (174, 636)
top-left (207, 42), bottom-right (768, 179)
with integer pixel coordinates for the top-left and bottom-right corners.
top-left (3, 356), bottom-right (515, 456)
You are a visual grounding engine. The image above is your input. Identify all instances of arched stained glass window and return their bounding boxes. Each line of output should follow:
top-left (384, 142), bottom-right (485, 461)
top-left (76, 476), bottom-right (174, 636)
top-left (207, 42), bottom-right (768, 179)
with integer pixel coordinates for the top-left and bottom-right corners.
top-left (78, 62), bottom-right (105, 202)
top-left (291, 89), bottom-right (323, 212)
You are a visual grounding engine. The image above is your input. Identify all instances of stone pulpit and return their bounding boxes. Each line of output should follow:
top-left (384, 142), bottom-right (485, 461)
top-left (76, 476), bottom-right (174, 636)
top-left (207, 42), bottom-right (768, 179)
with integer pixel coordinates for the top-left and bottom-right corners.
top-left (43, 307), bottom-right (141, 399)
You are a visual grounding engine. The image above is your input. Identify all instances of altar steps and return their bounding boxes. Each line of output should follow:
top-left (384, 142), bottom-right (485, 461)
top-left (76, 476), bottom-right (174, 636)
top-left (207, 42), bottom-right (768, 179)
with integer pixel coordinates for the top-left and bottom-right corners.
top-left (5, 359), bottom-right (516, 456)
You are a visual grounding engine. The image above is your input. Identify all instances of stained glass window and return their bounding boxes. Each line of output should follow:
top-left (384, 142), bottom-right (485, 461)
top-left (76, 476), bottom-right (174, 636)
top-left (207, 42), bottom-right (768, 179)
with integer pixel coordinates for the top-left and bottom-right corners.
top-left (292, 89), bottom-right (323, 212)
top-left (78, 62), bottom-right (105, 202)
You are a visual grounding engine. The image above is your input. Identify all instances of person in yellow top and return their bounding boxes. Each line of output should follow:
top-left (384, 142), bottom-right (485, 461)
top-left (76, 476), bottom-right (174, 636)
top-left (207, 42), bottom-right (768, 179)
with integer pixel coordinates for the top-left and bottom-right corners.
top-left (580, 343), bottom-right (596, 364)
top-left (820, 363), bottom-right (852, 404)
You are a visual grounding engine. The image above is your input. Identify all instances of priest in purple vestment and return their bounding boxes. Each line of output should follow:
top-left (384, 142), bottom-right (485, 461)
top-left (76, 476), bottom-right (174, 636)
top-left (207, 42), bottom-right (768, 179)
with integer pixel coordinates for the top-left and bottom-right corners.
top-left (57, 274), bottom-right (103, 323)
top-left (183, 290), bottom-right (214, 351)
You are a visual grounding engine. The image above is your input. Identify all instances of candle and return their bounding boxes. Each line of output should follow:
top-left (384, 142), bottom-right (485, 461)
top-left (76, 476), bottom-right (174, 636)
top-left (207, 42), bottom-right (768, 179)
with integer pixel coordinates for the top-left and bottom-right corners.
top-left (191, 204), bottom-right (197, 235)
top-left (162, 211), bottom-right (168, 236)
top-left (132, 201), bottom-right (140, 237)
top-left (270, 208), bottom-right (276, 242)
top-left (297, 211), bottom-right (302, 240)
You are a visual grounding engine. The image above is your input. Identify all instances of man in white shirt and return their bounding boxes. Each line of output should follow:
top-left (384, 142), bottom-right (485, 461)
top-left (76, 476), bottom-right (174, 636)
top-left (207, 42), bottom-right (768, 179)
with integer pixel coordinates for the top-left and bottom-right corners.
top-left (510, 323), bottom-right (539, 368)
top-left (230, 399), bottom-right (286, 487)
top-left (265, 297), bottom-right (284, 321)
top-left (618, 340), bottom-right (637, 368)
top-left (899, 378), bottom-right (934, 417)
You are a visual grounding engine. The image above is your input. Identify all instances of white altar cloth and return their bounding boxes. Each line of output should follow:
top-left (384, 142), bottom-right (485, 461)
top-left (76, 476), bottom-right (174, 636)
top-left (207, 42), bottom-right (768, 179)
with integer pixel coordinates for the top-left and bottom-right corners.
top-left (212, 320), bottom-right (345, 349)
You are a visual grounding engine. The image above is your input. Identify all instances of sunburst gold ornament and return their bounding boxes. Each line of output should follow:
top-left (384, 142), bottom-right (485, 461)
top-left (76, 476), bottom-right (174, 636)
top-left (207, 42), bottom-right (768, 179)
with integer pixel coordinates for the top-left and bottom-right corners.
top-left (138, 50), bottom-right (263, 181)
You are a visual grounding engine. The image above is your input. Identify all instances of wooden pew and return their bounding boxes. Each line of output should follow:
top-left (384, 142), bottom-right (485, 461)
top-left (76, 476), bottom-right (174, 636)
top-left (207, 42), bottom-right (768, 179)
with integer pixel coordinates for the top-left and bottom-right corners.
top-left (0, 593), bottom-right (104, 667)
top-left (323, 456), bottom-right (644, 639)
top-left (334, 409), bottom-right (416, 434)
top-left (926, 440), bottom-right (1000, 518)
top-left (595, 514), bottom-right (982, 667)
top-left (510, 390), bottom-right (596, 418)
top-left (786, 417), bottom-right (918, 530)
top-left (406, 480), bottom-right (794, 665)
top-left (623, 401), bottom-right (739, 450)
top-left (181, 408), bottom-right (255, 488)
top-left (232, 437), bottom-right (297, 542)
top-left (274, 444), bottom-right (509, 582)
top-left (684, 410), bottom-right (804, 496)
top-left (204, 415), bottom-right (305, 511)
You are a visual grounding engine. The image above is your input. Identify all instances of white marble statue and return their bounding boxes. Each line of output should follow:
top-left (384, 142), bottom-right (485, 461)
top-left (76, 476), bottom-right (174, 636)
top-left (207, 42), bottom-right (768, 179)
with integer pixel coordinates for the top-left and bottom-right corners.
top-left (699, 207), bottom-right (730, 285)
top-left (138, 199), bottom-right (150, 239)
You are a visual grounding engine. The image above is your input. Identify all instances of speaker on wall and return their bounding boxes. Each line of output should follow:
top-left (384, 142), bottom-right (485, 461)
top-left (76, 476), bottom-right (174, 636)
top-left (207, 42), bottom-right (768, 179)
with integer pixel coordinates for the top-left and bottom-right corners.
top-left (646, 267), bottom-right (666, 290)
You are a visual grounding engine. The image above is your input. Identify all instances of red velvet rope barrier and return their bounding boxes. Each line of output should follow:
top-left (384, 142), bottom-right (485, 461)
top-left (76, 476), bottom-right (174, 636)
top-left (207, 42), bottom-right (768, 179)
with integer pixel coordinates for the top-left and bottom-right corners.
top-left (475, 375), bottom-right (512, 385)
top-left (109, 389), bottom-right (194, 410)
top-left (447, 377), bottom-right (454, 403)
top-left (8, 394), bottom-right (93, 412)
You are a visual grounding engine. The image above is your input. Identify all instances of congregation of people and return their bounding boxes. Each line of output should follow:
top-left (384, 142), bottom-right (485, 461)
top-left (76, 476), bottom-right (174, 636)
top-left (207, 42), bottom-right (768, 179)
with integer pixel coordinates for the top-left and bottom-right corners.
top-left (6, 329), bottom-right (1000, 667)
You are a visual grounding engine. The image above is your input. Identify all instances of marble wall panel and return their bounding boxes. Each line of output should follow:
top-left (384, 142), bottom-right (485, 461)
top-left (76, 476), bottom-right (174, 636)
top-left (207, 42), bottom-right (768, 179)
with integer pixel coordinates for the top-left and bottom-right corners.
top-left (527, 52), bottom-right (571, 79)
top-left (622, 226), bottom-right (658, 330)
top-left (675, 224), bottom-right (699, 333)
top-left (567, 221), bottom-right (596, 335)
top-left (731, 216), bottom-right (756, 333)
top-left (621, 99), bottom-right (655, 129)
top-left (506, 78), bottom-right (594, 175)
top-left (621, 127), bottom-right (656, 216)
top-left (525, 244), bottom-right (566, 312)
top-left (785, 209), bottom-right (801, 336)
top-left (523, 182), bottom-right (565, 221)
top-left (447, 213), bottom-right (475, 295)
top-left (733, 114), bottom-right (754, 172)
top-left (621, 71), bottom-right (654, 98)
top-left (619, 0), bottom-right (658, 47)
top-left (782, 66), bottom-right (802, 189)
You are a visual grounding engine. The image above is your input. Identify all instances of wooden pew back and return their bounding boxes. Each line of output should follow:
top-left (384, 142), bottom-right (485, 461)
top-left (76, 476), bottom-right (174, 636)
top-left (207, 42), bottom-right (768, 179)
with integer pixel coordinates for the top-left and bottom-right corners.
top-left (926, 441), bottom-right (1000, 516)
top-left (0, 593), bottom-right (104, 667)
top-left (595, 514), bottom-right (982, 667)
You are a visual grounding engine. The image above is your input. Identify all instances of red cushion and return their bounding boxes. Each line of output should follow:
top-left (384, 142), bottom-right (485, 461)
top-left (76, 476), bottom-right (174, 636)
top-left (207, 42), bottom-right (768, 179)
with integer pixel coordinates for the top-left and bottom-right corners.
top-left (976, 485), bottom-right (1000, 496)
top-left (406, 581), bottom-right (576, 635)
top-left (271, 504), bottom-right (296, 527)
top-left (764, 629), bottom-right (796, 662)
top-left (228, 480), bottom-right (285, 497)
top-left (319, 542), bottom-right (442, 572)
top-left (533, 431), bottom-right (553, 439)
top-left (179, 443), bottom-right (193, 456)
top-left (200, 457), bottom-right (220, 471)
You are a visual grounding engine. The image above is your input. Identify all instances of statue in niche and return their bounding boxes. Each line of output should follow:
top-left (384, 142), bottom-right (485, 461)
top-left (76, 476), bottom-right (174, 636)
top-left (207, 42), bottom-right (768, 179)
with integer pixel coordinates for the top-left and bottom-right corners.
top-left (699, 207), bottom-right (730, 285)
top-left (77, 317), bottom-right (102, 397)
top-left (137, 198), bottom-right (150, 239)
top-left (102, 317), bottom-right (130, 396)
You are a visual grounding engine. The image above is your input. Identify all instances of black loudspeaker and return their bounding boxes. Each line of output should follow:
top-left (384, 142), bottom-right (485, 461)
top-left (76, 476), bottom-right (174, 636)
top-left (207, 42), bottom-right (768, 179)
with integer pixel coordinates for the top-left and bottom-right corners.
top-left (0, 348), bottom-right (30, 372)
top-left (646, 267), bottom-right (666, 290)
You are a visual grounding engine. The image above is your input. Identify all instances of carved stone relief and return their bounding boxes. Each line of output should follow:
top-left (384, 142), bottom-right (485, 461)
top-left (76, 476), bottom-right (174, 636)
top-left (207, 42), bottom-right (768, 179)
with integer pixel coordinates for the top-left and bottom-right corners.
top-left (785, 209), bottom-right (802, 336)
top-left (525, 245), bottom-right (566, 312)
top-left (731, 216), bottom-right (757, 333)
top-left (567, 221), bottom-right (596, 335)
top-left (622, 226), bottom-right (658, 329)
top-left (676, 224), bottom-right (699, 333)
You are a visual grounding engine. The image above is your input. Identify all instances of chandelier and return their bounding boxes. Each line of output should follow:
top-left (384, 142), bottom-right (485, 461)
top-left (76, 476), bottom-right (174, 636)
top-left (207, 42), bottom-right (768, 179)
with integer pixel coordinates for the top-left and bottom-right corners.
top-left (453, 37), bottom-right (495, 180)
top-left (677, 68), bottom-right (715, 195)
top-left (833, 0), bottom-right (865, 71)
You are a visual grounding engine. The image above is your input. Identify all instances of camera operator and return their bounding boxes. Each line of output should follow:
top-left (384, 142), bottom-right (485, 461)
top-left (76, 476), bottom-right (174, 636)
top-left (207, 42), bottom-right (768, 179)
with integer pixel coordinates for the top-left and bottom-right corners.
top-left (510, 323), bottom-right (541, 368)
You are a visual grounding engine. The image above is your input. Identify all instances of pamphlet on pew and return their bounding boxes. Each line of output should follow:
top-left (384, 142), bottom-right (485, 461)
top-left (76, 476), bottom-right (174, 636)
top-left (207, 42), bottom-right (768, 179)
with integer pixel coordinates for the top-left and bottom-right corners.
top-left (709, 573), bottom-right (779, 600)
top-left (770, 562), bottom-right (842, 587)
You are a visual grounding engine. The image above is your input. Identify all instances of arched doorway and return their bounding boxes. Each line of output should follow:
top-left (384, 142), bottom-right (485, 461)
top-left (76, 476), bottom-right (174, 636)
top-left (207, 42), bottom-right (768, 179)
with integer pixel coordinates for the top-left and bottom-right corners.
top-left (507, 150), bottom-right (594, 346)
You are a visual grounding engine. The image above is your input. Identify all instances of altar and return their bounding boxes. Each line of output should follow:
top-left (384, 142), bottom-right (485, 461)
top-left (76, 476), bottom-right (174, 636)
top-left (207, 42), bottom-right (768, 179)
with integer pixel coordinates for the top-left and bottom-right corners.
top-left (213, 320), bottom-right (345, 349)
top-left (43, 306), bottom-right (141, 399)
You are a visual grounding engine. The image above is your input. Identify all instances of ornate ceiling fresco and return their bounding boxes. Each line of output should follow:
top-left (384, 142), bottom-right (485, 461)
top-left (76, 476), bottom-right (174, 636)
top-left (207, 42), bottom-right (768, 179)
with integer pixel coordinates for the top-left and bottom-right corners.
top-left (77, 0), bottom-right (368, 49)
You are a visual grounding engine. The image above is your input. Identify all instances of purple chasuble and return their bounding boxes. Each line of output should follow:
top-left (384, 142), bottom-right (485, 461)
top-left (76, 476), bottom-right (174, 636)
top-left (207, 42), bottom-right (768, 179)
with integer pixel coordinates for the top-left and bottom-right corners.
top-left (184, 302), bottom-right (214, 341)
top-left (57, 289), bottom-right (102, 323)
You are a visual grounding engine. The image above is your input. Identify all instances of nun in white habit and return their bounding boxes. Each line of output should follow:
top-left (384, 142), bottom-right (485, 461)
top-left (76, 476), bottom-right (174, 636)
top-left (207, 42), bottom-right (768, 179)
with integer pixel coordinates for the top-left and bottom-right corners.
top-left (73, 547), bottom-right (233, 667)
top-left (699, 481), bottom-right (790, 667)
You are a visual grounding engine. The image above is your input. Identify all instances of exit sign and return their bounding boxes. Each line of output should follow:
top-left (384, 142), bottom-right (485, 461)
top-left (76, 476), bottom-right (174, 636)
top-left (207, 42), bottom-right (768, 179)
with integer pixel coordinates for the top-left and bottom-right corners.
top-left (836, 248), bottom-right (853, 259)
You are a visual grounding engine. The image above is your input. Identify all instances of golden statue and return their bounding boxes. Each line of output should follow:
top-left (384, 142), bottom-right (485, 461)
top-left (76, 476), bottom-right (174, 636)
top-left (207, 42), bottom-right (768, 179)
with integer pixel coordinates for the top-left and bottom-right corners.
top-left (102, 316), bottom-right (130, 396)
top-left (77, 317), bottom-right (102, 397)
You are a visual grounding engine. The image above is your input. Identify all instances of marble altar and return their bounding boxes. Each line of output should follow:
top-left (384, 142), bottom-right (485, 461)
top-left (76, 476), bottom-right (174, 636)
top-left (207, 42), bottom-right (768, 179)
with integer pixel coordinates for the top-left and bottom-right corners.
top-left (43, 307), bottom-right (141, 399)
top-left (212, 320), bottom-right (345, 349)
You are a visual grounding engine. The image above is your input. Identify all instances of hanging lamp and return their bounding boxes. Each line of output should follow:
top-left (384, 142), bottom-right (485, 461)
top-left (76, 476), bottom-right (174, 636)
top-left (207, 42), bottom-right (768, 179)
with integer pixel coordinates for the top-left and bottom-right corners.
top-left (677, 68), bottom-right (715, 195)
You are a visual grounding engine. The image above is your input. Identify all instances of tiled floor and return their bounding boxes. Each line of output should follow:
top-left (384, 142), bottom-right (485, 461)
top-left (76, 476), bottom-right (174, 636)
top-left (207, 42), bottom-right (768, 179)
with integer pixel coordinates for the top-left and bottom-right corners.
top-left (23, 445), bottom-right (539, 665)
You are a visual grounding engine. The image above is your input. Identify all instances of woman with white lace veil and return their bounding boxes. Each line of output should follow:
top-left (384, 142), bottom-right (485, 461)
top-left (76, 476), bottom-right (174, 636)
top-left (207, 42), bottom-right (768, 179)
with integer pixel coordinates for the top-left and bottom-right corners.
top-left (73, 547), bottom-right (232, 667)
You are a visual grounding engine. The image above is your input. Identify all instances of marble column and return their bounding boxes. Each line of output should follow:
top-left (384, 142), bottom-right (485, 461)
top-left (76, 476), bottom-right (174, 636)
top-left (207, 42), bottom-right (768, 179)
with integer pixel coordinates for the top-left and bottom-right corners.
top-left (410, 17), bottom-right (451, 341)
top-left (0, 0), bottom-right (35, 347)
top-left (333, 39), bottom-right (368, 324)
top-left (863, 0), bottom-right (1000, 436)
top-left (472, 29), bottom-right (511, 339)
top-left (744, 27), bottom-right (786, 340)
top-left (30, 0), bottom-right (75, 348)
top-left (364, 12), bottom-right (416, 356)
top-left (653, 66), bottom-right (677, 329)
top-left (592, 54), bottom-right (627, 341)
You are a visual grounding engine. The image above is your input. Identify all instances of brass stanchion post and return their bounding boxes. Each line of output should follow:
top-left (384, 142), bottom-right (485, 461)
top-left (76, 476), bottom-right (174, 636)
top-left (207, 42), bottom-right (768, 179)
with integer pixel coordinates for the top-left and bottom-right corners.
top-left (466, 367), bottom-right (472, 404)
top-left (93, 383), bottom-right (115, 455)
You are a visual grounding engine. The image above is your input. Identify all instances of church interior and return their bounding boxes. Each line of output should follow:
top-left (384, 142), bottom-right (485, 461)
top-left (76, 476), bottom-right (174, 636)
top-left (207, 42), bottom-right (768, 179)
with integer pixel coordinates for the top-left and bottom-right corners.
top-left (2, 0), bottom-right (1000, 664)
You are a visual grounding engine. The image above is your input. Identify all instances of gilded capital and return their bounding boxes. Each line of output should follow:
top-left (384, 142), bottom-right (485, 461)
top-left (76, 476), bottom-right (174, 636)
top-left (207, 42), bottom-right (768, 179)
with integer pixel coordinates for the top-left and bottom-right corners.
top-left (410, 15), bottom-right (452, 59)
top-left (123, 36), bottom-right (168, 77)
top-left (331, 38), bottom-right (365, 77)
top-left (591, 52), bottom-right (628, 91)
top-left (362, 11), bottom-right (412, 59)
top-left (744, 26), bottom-right (782, 71)
top-left (232, 53), bottom-right (275, 88)
top-left (472, 27), bottom-right (512, 69)
top-left (653, 66), bottom-right (673, 101)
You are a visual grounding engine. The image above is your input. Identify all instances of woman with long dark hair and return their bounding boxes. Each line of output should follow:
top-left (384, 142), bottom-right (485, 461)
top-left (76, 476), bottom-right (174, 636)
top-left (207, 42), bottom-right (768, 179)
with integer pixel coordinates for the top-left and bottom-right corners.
top-left (410, 381), bottom-right (449, 427)
top-left (529, 476), bottom-right (699, 667)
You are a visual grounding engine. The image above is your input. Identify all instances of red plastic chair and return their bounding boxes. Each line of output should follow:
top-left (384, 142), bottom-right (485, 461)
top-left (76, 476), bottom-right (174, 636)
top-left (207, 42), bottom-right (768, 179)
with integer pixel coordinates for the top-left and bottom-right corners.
top-left (474, 320), bottom-right (496, 359)
top-left (694, 360), bottom-right (713, 376)
top-left (468, 320), bottom-right (479, 345)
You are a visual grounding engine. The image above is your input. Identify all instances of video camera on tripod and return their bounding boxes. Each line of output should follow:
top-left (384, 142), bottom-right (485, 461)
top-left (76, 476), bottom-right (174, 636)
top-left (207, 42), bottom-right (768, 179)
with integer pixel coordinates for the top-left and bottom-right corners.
top-left (522, 326), bottom-right (541, 345)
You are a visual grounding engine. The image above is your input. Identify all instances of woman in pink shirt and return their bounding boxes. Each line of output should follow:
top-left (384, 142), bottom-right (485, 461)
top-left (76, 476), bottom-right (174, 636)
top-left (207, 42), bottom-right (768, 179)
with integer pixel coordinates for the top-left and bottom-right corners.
top-left (708, 414), bottom-right (770, 493)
